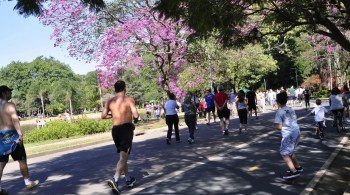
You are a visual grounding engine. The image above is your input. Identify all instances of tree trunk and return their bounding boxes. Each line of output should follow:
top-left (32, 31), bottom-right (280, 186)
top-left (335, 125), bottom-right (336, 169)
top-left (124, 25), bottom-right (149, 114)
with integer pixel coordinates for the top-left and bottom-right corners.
top-left (40, 93), bottom-right (45, 117)
top-left (99, 84), bottom-right (103, 109)
top-left (69, 98), bottom-right (73, 116)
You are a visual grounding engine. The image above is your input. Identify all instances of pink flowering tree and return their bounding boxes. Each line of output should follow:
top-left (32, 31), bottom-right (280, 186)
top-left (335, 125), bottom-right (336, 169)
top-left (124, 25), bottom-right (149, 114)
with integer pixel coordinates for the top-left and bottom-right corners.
top-left (39, 1), bottom-right (190, 98)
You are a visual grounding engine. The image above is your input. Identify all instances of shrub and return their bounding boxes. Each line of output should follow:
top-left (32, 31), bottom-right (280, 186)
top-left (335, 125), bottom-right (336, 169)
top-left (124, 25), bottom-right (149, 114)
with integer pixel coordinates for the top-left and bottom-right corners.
top-left (24, 118), bottom-right (112, 143)
top-left (314, 90), bottom-right (330, 98)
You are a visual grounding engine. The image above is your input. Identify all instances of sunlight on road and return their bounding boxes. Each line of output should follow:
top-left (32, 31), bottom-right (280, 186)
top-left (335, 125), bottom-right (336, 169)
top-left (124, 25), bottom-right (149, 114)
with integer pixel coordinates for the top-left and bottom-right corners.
top-left (46, 174), bottom-right (72, 181)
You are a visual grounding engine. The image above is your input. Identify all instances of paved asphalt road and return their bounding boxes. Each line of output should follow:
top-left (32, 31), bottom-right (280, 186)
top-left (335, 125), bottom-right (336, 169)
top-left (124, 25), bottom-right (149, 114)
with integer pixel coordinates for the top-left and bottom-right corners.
top-left (1, 103), bottom-right (349, 195)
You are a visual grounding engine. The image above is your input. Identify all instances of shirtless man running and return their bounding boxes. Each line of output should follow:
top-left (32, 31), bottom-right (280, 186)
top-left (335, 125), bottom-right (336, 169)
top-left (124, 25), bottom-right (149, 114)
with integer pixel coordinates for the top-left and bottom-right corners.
top-left (0, 85), bottom-right (39, 195)
top-left (101, 81), bottom-right (139, 194)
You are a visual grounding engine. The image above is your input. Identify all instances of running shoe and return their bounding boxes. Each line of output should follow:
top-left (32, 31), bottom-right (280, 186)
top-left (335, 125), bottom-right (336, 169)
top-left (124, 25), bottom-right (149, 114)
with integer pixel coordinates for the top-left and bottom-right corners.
top-left (286, 167), bottom-right (303, 173)
top-left (223, 129), bottom-right (229, 136)
top-left (26, 180), bottom-right (39, 190)
top-left (206, 123), bottom-right (210, 126)
top-left (126, 177), bottom-right (136, 188)
top-left (107, 179), bottom-right (120, 194)
top-left (187, 138), bottom-right (194, 144)
top-left (319, 132), bottom-right (325, 139)
top-left (283, 171), bottom-right (300, 179)
top-left (166, 138), bottom-right (171, 145)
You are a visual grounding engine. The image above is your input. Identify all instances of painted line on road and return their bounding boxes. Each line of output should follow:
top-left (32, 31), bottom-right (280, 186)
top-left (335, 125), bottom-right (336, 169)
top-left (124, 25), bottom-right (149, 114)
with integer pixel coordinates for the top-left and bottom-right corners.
top-left (301, 133), bottom-right (349, 195)
top-left (124, 129), bottom-right (277, 194)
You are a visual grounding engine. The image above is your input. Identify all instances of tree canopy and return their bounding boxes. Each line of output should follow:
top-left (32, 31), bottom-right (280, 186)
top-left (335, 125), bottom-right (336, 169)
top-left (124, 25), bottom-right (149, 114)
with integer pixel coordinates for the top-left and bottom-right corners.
top-left (12, 0), bottom-right (106, 17)
top-left (155, 0), bottom-right (350, 52)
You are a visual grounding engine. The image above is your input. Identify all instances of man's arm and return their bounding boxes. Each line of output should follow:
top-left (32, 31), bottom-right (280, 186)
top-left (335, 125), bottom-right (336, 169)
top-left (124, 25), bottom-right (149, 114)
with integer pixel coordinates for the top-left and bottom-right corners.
top-left (214, 99), bottom-right (218, 108)
top-left (8, 103), bottom-right (23, 142)
top-left (101, 99), bottom-right (112, 119)
top-left (130, 98), bottom-right (139, 123)
top-left (276, 123), bottom-right (282, 130)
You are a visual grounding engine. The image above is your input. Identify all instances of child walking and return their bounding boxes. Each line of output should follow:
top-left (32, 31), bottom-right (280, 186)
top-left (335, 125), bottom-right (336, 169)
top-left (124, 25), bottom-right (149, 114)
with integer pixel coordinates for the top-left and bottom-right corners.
top-left (309, 99), bottom-right (328, 139)
top-left (274, 91), bottom-right (303, 179)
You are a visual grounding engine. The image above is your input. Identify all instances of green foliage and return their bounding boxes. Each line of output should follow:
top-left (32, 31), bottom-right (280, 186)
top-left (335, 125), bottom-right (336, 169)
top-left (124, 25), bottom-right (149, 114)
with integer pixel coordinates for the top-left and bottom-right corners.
top-left (81, 71), bottom-right (100, 109)
top-left (24, 118), bottom-right (112, 143)
top-left (313, 90), bottom-right (330, 98)
top-left (0, 56), bottom-right (81, 114)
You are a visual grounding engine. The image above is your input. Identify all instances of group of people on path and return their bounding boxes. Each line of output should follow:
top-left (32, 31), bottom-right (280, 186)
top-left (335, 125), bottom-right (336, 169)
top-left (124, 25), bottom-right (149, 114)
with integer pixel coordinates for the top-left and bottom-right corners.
top-left (145, 101), bottom-right (161, 120)
top-left (2, 79), bottom-right (349, 194)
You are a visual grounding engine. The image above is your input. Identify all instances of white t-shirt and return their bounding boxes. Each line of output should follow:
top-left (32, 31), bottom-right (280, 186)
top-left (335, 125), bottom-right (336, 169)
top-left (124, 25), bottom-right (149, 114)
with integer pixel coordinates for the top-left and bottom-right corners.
top-left (165, 100), bottom-right (178, 115)
top-left (311, 106), bottom-right (328, 122)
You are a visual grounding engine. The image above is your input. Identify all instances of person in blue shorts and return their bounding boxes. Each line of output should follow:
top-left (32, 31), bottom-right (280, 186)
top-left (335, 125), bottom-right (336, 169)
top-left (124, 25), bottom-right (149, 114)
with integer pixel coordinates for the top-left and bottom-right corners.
top-left (0, 85), bottom-right (39, 194)
top-left (204, 89), bottom-right (216, 125)
top-left (274, 91), bottom-right (303, 179)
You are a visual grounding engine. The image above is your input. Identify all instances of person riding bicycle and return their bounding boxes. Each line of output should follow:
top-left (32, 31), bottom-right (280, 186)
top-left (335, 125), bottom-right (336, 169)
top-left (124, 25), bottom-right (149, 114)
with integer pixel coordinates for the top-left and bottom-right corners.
top-left (342, 85), bottom-right (350, 118)
top-left (309, 99), bottom-right (328, 139)
top-left (329, 87), bottom-right (344, 127)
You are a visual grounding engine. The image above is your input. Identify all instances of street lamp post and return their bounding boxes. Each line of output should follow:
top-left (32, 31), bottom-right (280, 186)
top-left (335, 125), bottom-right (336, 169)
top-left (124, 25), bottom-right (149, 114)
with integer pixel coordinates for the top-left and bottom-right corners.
top-left (208, 53), bottom-right (214, 93)
top-left (291, 68), bottom-right (298, 87)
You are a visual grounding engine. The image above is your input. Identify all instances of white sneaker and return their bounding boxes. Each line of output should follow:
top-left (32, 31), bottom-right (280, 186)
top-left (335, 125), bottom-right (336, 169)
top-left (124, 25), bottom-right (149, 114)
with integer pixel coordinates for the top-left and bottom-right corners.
top-left (26, 180), bottom-right (39, 190)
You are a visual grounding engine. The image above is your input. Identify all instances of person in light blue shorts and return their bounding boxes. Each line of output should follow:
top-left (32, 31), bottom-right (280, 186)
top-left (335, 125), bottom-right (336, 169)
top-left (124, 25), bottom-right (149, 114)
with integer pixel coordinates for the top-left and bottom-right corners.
top-left (0, 85), bottom-right (39, 194)
top-left (274, 91), bottom-right (303, 179)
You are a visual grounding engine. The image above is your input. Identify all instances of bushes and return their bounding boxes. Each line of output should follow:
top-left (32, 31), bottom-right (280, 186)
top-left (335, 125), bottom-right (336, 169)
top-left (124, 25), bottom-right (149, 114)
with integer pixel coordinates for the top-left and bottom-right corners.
top-left (24, 117), bottom-right (112, 143)
top-left (313, 90), bottom-right (330, 98)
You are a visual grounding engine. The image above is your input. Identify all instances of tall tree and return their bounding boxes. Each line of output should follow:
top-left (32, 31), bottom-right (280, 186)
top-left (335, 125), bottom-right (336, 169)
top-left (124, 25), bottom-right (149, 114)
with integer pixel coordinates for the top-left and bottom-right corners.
top-left (39, 0), bottom-right (191, 98)
top-left (0, 56), bottom-right (80, 113)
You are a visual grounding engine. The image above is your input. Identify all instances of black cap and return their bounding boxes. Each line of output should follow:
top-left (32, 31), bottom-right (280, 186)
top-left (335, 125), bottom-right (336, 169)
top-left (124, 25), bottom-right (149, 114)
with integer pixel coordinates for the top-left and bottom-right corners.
top-left (0, 85), bottom-right (13, 93)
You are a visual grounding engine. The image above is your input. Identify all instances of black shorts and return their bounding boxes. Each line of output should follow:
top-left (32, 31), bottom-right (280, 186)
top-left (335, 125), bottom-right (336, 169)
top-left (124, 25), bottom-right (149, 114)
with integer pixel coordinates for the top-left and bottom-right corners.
top-left (112, 123), bottom-right (135, 154)
top-left (248, 103), bottom-right (256, 111)
top-left (217, 108), bottom-right (230, 119)
top-left (238, 109), bottom-right (248, 124)
top-left (206, 107), bottom-right (215, 113)
top-left (0, 143), bottom-right (27, 163)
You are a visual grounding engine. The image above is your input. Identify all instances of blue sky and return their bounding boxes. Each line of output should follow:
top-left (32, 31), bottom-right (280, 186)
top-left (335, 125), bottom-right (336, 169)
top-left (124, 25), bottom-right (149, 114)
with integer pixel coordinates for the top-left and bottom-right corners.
top-left (0, 1), bottom-right (96, 75)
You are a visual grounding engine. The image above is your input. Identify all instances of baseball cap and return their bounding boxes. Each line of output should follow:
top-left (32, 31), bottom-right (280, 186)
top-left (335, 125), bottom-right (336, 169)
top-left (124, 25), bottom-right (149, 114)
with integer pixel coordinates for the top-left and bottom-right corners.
top-left (0, 85), bottom-right (13, 93)
top-left (218, 85), bottom-right (224, 91)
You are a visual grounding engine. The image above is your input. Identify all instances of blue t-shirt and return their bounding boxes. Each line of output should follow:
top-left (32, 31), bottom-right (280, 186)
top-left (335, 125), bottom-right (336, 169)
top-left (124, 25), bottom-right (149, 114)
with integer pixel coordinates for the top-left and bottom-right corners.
top-left (205, 94), bottom-right (215, 108)
top-left (229, 93), bottom-right (235, 103)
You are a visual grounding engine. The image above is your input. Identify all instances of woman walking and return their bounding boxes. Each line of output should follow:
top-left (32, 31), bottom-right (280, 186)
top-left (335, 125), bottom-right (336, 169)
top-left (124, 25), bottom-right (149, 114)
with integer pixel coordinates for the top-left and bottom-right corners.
top-left (182, 93), bottom-right (197, 144)
top-left (164, 93), bottom-right (180, 144)
top-left (235, 90), bottom-right (248, 134)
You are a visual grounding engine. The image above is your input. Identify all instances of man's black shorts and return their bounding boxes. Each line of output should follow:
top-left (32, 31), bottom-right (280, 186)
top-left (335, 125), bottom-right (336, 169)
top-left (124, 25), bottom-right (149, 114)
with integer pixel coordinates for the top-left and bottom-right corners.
top-left (0, 143), bottom-right (27, 163)
top-left (112, 123), bottom-right (135, 154)
top-left (217, 108), bottom-right (230, 119)
top-left (205, 107), bottom-right (215, 112)
top-left (248, 103), bottom-right (257, 111)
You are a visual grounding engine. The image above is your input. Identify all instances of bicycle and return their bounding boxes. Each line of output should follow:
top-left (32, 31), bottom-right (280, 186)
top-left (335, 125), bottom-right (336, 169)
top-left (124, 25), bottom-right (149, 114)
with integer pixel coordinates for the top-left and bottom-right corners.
top-left (335, 111), bottom-right (345, 133)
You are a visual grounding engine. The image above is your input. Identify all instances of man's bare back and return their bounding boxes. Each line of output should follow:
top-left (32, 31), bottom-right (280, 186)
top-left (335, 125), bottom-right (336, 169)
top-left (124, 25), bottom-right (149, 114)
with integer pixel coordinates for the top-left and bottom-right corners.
top-left (0, 102), bottom-right (18, 130)
top-left (102, 94), bottom-right (139, 125)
